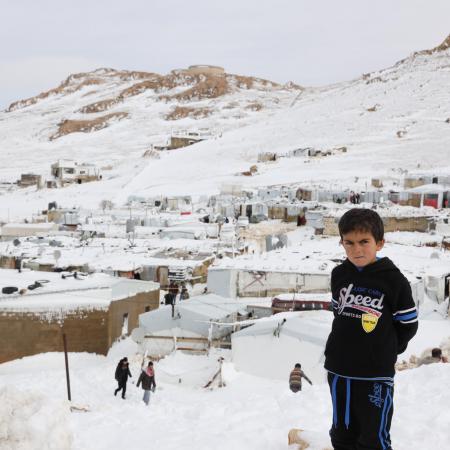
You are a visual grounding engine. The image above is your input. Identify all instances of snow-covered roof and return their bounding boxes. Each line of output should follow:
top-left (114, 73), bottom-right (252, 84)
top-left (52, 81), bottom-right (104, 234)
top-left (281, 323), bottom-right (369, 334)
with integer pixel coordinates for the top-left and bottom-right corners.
top-left (232, 311), bottom-right (332, 346)
top-left (209, 248), bottom-right (334, 274)
top-left (138, 294), bottom-right (248, 338)
top-left (406, 184), bottom-right (450, 194)
top-left (1, 223), bottom-right (58, 236)
top-left (0, 269), bottom-right (158, 312)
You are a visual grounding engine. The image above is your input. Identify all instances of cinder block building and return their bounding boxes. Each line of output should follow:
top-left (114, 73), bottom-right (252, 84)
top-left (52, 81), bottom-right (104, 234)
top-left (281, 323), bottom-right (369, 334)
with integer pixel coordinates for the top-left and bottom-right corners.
top-left (0, 269), bottom-right (159, 363)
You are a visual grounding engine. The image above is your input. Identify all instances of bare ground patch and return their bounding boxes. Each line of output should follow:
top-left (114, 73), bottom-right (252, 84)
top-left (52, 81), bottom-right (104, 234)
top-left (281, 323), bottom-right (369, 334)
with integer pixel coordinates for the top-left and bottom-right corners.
top-left (165, 106), bottom-right (212, 120)
top-left (49, 112), bottom-right (128, 140)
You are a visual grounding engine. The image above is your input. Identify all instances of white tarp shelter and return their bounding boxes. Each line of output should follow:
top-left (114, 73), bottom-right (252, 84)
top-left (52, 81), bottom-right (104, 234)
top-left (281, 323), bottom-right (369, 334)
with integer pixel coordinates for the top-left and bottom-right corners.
top-left (207, 266), bottom-right (331, 298)
top-left (132, 294), bottom-right (248, 357)
top-left (0, 223), bottom-right (58, 240)
top-left (231, 311), bottom-right (332, 381)
top-left (424, 266), bottom-right (450, 303)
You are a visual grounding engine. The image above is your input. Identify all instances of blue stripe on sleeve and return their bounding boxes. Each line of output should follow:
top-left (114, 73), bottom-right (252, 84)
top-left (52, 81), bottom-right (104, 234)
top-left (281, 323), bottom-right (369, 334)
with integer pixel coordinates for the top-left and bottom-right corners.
top-left (393, 311), bottom-right (418, 321)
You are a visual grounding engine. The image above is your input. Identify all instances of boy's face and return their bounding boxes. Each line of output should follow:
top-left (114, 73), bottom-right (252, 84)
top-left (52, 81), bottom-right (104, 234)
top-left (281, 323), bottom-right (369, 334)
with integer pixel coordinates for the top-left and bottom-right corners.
top-left (340, 230), bottom-right (384, 268)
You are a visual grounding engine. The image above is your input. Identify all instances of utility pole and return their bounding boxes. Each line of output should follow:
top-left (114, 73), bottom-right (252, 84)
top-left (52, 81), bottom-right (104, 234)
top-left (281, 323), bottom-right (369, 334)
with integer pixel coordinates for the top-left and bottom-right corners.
top-left (62, 333), bottom-right (71, 401)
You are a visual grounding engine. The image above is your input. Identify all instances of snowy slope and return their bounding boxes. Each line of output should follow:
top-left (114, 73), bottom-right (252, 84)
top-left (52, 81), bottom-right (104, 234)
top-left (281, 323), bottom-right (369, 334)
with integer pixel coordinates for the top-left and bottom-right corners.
top-left (0, 337), bottom-right (449, 450)
top-left (0, 37), bottom-right (449, 219)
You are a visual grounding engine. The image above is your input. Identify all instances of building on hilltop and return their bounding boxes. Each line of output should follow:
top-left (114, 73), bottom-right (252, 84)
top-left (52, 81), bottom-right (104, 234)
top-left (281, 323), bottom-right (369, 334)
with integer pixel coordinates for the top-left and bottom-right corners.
top-left (50, 159), bottom-right (101, 185)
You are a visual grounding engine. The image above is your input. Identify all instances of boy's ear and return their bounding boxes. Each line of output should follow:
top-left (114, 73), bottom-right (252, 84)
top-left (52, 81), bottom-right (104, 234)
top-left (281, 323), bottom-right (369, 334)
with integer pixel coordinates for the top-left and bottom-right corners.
top-left (376, 239), bottom-right (385, 251)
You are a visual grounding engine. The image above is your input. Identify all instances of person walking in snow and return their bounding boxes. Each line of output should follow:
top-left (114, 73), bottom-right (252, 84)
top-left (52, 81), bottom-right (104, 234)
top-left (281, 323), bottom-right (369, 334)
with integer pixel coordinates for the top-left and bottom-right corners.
top-left (180, 283), bottom-right (190, 300)
top-left (136, 361), bottom-right (156, 405)
top-left (114, 358), bottom-right (132, 399)
top-left (324, 208), bottom-right (418, 450)
top-left (289, 363), bottom-right (312, 393)
top-left (168, 280), bottom-right (179, 303)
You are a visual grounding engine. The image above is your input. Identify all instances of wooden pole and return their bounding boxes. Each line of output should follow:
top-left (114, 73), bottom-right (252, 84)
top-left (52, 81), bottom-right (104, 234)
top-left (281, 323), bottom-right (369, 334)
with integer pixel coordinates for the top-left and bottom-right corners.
top-left (62, 333), bottom-right (72, 401)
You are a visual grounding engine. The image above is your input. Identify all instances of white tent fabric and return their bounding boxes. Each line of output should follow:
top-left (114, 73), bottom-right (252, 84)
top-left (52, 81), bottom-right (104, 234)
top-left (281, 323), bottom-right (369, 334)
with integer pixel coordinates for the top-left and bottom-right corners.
top-left (137, 293), bottom-right (248, 339)
top-left (231, 311), bottom-right (332, 381)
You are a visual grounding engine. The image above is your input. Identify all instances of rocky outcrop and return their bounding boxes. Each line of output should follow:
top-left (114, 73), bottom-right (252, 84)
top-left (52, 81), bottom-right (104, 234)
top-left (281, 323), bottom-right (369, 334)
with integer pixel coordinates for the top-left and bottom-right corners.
top-left (78, 98), bottom-right (121, 114)
top-left (417, 33), bottom-right (450, 55)
top-left (162, 75), bottom-right (229, 102)
top-left (49, 112), bottom-right (128, 140)
top-left (7, 77), bottom-right (104, 112)
top-left (165, 106), bottom-right (212, 120)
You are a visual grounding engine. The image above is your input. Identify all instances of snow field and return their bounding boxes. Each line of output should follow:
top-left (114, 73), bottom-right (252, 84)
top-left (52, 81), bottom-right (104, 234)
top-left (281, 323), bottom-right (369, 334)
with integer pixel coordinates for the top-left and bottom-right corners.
top-left (1, 342), bottom-right (449, 450)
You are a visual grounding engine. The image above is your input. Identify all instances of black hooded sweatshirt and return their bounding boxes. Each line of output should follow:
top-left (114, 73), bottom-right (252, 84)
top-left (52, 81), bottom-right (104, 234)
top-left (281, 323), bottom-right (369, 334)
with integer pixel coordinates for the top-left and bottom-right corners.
top-left (324, 257), bottom-right (418, 380)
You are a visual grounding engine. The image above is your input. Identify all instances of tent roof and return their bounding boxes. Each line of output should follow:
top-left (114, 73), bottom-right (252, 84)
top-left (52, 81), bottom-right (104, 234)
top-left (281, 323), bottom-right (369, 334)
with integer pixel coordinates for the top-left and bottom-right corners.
top-left (139, 294), bottom-right (248, 337)
top-left (232, 311), bottom-right (332, 346)
top-left (406, 183), bottom-right (450, 194)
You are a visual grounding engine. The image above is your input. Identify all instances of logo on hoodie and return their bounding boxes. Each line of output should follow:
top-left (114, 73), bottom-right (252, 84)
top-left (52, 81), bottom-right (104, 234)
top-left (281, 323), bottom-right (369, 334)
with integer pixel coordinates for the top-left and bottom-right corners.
top-left (362, 313), bottom-right (378, 333)
top-left (338, 284), bottom-right (385, 318)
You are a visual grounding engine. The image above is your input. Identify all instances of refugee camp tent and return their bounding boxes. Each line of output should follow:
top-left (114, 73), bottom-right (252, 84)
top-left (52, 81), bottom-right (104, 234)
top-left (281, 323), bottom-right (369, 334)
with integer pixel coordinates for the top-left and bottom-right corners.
top-left (132, 294), bottom-right (248, 357)
top-left (231, 311), bottom-right (332, 381)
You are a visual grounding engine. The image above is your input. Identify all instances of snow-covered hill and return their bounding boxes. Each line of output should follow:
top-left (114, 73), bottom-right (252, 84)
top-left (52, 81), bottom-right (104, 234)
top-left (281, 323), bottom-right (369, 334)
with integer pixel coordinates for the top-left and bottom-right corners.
top-left (0, 35), bottom-right (449, 218)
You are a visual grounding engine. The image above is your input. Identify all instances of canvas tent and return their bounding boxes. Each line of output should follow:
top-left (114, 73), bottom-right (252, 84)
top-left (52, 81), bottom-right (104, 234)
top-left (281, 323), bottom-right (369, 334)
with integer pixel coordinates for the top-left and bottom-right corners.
top-left (231, 311), bottom-right (332, 381)
top-left (207, 266), bottom-right (331, 298)
top-left (132, 294), bottom-right (248, 357)
top-left (424, 266), bottom-right (450, 303)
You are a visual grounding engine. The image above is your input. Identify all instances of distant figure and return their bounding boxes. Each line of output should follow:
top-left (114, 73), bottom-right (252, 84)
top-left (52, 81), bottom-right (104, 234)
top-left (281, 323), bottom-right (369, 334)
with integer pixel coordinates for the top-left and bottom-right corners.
top-left (355, 192), bottom-right (361, 204)
top-left (349, 191), bottom-right (355, 204)
top-left (289, 363), bottom-right (312, 393)
top-left (168, 281), bottom-right (179, 300)
top-left (164, 292), bottom-right (174, 305)
top-left (137, 361), bottom-right (156, 405)
top-left (297, 214), bottom-right (306, 226)
top-left (180, 283), bottom-right (190, 300)
top-left (114, 358), bottom-right (132, 399)
top-left (418, 348), bottom-right (448, 366)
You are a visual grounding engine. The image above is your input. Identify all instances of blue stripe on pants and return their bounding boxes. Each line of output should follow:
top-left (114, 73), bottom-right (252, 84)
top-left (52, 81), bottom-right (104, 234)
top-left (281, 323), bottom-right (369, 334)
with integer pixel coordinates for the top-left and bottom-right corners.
top-left (332, 374), bottom-right (339, 427)
top-left (378, 385), bottom-right (391, 450)
top-left (345, 378), bottom-right (351, 429)
top-left (383, 387), bottom-right (393, 446)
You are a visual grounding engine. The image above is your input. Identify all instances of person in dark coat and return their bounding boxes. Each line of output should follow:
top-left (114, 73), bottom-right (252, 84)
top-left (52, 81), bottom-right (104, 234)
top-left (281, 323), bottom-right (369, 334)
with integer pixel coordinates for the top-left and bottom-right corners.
top-left (168, 281), bottom-right (179, 303)
top-left (289, 363), bottom-right (312, 393)
top-left (164, 292), bottom-right (174, 305)
top-left (325, 208), bottom-right (418, 450)
top-left (137, 361), bottom-right (156, 405)
top-left (114, 358), bottom-right (132, 399)
top-left (180, 283), bottom-right (190, 300)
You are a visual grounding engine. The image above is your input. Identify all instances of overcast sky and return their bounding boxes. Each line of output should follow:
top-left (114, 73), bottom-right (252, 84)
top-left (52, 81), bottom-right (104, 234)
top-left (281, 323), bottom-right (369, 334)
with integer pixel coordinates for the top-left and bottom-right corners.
top-left (1, 0), bottom-right (449, 110)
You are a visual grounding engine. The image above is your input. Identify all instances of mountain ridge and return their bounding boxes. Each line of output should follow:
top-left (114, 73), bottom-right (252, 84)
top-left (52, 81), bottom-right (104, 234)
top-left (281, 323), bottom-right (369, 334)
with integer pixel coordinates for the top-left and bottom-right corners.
top-left (0, 35), bottom-right (449, 219)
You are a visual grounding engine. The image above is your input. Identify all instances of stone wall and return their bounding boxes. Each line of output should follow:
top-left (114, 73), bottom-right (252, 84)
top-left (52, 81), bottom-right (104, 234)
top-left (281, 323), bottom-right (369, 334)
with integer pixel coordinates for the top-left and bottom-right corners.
top-left (0, 289), bottom-right (160, 364)
top-left (323, 215), bottom-right (430, 236)
top-left (169, 136), bottom-right (201, 149)
top-left (108, 290), bottom-right (160, 347)
top-left (187, 65), bottom-right (225, 76)
top-left (0, 308), bottom-right (109, 364)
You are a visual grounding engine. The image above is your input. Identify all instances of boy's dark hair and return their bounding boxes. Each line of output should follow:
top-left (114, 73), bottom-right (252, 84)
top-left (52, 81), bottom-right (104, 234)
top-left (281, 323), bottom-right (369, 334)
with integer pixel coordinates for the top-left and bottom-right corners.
top-left (338, 208), bottom-right (384, 242)
top-left (148, 361), bottom-right (154, 366)
top-left (295, 363), bottom-right (301, 368)
top-left (431, 348), bottom-right (442, 358)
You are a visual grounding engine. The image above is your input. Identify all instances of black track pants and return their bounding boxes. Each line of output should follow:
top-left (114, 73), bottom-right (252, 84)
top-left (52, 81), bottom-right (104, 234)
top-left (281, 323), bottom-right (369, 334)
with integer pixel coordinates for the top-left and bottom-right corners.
top-left (327, 373), bottom-right (394, 450)
top-left (115, 380), bottom-right (127, 398)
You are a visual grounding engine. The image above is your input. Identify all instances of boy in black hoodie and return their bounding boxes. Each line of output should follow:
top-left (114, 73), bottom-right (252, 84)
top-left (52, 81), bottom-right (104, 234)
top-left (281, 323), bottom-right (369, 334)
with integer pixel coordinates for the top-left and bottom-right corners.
top-left (325, 208), bottom-right (418, 450)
